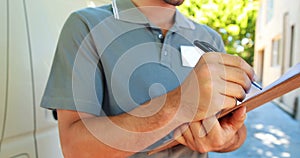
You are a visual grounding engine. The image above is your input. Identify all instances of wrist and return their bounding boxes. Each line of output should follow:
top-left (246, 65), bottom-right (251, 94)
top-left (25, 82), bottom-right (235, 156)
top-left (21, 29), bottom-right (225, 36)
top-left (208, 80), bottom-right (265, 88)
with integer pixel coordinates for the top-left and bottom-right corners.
top-left (158, 87), bottom-right (183, 125)
top-left (124, 88), bottom-right (182, 132)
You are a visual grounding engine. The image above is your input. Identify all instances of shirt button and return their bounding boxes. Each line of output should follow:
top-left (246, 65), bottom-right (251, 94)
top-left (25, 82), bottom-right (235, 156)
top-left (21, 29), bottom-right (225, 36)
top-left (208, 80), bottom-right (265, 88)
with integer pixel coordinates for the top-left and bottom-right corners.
top-left (164, 51), bottom-right (168, 56)
top-left (158, 34), bottom-right (163, 39)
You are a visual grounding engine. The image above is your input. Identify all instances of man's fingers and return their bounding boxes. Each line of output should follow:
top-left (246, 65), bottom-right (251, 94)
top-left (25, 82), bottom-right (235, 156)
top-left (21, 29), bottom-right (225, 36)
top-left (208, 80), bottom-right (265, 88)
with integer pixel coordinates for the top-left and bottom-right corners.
top-left (219, 54), bottom-right (255, 81)
top-left (219, 81), bottom-right (247, 102)
top-left (216, 125), bottom-right (247, 152)
top-left (190, 121), bottom-right (207, 139)
top-left (221, 66), bottom-right (252, 92)
top-left (202, 110), bottom-right (245, 149)
top-left (229, 106), bottom-right (247, 126)
top-left (221, 106), bottom-right (247, 132)
top-left (181, 125), bottom-right (197, 151)
top-left (174, 135), bottom-right (187, 146)
top-left (174, 125), bottom-right (187, 146)
top-left (189, 122), bottom-right (207, 152)
top-left (202, 115), bottom-right (219, 135)
top-left (174, 123), bottom-right (198, 151)
top-left (202, 53), bottom-right (255, 81)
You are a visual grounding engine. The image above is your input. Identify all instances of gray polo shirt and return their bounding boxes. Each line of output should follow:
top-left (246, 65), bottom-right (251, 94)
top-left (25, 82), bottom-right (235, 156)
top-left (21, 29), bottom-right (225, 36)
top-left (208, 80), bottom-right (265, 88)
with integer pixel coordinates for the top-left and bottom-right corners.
top-left (41, 0), bottom-right (225, 157)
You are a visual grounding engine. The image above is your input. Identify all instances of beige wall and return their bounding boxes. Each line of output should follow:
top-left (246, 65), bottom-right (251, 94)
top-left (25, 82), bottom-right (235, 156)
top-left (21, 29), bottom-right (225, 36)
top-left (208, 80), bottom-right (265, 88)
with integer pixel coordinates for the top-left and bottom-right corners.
top-left (254, 0), bottom-right (300, 120)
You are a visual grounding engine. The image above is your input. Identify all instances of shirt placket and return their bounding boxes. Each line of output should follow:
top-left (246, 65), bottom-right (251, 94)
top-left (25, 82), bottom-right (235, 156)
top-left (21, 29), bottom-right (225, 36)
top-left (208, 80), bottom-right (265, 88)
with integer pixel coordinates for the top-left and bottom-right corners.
top-left (159, 32), bottom-right (173, 68)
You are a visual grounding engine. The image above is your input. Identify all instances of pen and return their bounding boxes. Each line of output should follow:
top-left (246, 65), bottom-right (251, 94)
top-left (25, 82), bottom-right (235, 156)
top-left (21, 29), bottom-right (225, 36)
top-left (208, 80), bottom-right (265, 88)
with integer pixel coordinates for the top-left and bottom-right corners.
top-left (251, 81), bottom-right (263, 90)
top-left (193, 40), bottom-right (263, 90)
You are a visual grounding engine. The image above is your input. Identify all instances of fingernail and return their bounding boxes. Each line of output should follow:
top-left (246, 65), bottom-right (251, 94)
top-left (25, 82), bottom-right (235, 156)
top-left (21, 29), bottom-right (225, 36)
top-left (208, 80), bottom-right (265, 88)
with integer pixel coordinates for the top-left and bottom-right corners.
top-left (238, 106), bottom-right (246, 116)
top-left (242, 106), bottom-right (247, 114)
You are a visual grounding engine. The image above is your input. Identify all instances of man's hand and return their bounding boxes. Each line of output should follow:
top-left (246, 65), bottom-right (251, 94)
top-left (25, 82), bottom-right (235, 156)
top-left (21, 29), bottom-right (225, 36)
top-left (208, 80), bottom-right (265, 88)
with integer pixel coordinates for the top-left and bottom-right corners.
top-left (172, 52), bottom-right (254, 123)
top-left (174, 106), bottom-right (247, 153)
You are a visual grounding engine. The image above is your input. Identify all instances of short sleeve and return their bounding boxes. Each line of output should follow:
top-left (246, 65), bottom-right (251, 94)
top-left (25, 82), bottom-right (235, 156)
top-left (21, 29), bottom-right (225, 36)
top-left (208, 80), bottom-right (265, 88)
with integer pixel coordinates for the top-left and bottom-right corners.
top-left (216, 33), bottom-right (226, 53)
top-left (41, 12), bottom-right (104, 116)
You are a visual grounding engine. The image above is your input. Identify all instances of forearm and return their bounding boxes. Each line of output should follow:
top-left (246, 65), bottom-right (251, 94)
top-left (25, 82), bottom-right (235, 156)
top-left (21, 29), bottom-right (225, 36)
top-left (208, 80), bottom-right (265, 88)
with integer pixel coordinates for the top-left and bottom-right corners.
top-left (59, 116), bottom-right (136, 158)
top-left (58, 90), bottom-right (182, 158)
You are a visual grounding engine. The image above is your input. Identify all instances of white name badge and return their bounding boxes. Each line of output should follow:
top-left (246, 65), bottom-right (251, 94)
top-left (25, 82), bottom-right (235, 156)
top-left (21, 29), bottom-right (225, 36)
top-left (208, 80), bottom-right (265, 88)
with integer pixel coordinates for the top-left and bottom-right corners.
top-left (180, 45), bottom-right (205, 67)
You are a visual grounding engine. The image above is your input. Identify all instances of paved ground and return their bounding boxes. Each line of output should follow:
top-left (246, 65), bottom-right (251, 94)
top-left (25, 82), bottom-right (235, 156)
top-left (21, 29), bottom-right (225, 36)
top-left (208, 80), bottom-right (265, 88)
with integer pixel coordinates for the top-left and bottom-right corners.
top-left (209, 102), bottom-right (300, 158)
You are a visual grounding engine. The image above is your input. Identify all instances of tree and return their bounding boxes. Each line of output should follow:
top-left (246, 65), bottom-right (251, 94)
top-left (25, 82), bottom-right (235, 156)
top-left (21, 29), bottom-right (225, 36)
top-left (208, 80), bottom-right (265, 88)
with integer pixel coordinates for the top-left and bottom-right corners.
top-left (178, 0), bottom-right (259, 65)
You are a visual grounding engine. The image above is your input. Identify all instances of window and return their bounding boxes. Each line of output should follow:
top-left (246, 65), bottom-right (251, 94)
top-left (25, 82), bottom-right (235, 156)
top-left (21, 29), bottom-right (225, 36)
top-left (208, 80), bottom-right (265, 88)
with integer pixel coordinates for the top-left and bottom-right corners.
top-left (289, 25), bottom-right (295, 67)
top-left (257, 49), bottom-right (265, 82)
top-left (266, 0), bottom-right (274, 23)
top-left (271, 38), bottom-right (281, 67)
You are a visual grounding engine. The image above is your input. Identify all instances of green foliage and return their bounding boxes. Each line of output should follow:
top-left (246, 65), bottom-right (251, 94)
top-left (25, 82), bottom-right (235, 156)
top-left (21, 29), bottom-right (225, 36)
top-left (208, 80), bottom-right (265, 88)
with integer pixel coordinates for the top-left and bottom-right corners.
top-left (178, 0), bottom-right (259, 65)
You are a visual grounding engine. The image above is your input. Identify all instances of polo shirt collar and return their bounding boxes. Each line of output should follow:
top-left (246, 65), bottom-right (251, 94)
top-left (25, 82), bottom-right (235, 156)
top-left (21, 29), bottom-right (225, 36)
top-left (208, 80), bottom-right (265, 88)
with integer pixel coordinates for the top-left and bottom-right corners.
top-left (112, 0), bottom-right (195, 30)
top-left (174, 9), bottom-right (196, 30)
top-left (112, 0), bottom-right (148, 24)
